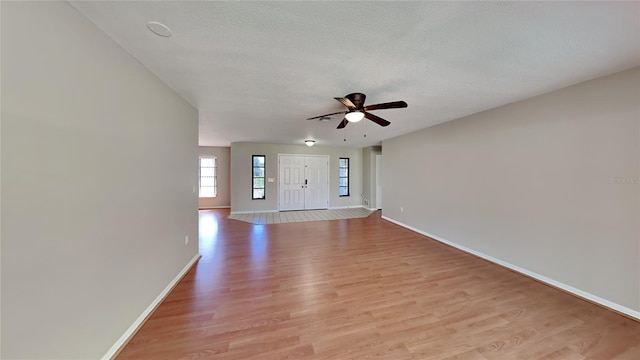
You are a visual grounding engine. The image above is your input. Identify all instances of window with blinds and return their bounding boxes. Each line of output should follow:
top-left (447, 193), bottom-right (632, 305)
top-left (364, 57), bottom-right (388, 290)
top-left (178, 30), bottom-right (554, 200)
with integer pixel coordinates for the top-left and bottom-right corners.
top-left (199, 157), bottom-right (217, 198)
top-left (252, 155), bottom-right (266, 200)
top-left (339, 157), bottom-right (350, 197)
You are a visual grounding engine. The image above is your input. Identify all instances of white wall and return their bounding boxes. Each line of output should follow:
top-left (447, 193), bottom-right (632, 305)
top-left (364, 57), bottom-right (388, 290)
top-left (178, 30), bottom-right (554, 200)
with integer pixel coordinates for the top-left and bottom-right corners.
top-left (383, 67), bottom-right (640, 315)
top-left (230, 142), bottom-right (362, 212)
top-left (1, 2), bottom-right (199, 358)
top-left (199, 146), bottom-right (231, 209)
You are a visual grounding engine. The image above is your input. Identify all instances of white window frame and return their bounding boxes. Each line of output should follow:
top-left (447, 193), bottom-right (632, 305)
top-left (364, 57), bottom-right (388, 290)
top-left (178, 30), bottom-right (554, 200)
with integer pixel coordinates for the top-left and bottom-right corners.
top-left (199, 156), bottom-right (217, 198)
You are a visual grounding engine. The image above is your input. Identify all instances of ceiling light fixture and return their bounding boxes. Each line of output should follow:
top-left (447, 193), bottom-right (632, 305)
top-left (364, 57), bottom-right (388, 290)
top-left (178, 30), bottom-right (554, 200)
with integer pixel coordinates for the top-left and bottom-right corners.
top-left (147, 21), bottom-right (173, 37)
top-left (345, 111), bottom-right (365, 122)
top-left (304, 139), bottom-right (316, 147)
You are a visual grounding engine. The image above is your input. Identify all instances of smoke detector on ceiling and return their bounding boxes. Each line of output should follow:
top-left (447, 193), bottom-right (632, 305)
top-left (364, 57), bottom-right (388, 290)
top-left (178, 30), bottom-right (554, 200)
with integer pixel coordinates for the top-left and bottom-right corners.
top-left (147, 21), bottom-right (172, 37)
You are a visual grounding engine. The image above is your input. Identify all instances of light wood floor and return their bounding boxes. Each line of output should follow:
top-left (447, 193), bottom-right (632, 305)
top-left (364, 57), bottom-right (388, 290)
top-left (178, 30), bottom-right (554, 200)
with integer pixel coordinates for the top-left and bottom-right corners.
top-left (116, 209), bottom-right (640, 359)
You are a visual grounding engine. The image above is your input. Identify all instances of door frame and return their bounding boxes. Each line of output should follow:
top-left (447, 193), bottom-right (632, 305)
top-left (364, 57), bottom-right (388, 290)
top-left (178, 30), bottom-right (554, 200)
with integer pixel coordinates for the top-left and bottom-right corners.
top-left (277, 154), bottom-right (330, 211)
top-left (376, 154), bottom-right (382, 210)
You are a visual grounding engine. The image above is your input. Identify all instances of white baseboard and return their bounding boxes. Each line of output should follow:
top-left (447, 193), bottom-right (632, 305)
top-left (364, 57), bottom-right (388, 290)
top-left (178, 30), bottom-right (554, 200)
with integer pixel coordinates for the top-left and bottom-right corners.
top-left (328, 205), bottom-right (364, 210)
top-left (102, 253), bottom-right (202, 359)
top-left (199, 205), bottom-right (230, 209)
top-left (231, 206), bottom-right (366, 213)
top-left (230, 209), bottom-right (279, 215)
top-left (381, 215), bottom-right (640, 321)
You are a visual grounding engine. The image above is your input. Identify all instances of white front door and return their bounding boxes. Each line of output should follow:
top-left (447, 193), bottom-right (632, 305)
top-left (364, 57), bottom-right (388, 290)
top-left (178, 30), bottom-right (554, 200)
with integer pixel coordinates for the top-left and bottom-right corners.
top-left (279, 155), bottom-right (329, 211)
top-left (304, 156), bottom-right (329, 210)
top-left (279, 155), bottom-right (305, 211)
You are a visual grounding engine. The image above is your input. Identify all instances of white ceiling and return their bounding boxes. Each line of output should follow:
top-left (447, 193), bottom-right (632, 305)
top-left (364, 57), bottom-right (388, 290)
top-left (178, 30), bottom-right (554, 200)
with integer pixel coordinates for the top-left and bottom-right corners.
top-left (69, 1), bottom-right (640, 148)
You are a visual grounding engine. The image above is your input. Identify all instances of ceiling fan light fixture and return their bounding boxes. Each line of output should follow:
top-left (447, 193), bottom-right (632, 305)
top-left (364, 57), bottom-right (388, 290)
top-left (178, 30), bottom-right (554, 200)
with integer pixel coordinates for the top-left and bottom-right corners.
top-left (345, 111), bottom-right (365, 122)
top-left (304, 139), bottom-right (316, 147)
top-left (307, 92), bottom-right (405, 129)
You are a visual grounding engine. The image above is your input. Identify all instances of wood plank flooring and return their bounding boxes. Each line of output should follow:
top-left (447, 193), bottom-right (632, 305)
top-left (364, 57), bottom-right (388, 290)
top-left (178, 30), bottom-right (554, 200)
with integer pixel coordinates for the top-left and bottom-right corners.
top-left (116, 209), bottom-right (640, 359)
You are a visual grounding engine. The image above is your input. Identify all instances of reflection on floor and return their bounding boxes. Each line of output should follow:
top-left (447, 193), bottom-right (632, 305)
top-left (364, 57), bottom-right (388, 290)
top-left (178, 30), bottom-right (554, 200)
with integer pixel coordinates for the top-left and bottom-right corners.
top-left (116, 208), bottom-right (640, 359)
top-left (228, 207), bottom-right (376, 224)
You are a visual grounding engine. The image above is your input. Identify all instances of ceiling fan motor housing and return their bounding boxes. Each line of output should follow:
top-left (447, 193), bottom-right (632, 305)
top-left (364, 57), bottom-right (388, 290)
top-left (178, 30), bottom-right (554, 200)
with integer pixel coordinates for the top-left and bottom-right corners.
top-left (346, 93), bottom-right (366, 110)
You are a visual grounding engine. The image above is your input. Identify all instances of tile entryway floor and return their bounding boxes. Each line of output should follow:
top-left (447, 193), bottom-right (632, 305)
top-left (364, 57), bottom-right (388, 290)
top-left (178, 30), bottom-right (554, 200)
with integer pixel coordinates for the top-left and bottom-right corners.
top-left (228, 208), bottom-right (376, 224)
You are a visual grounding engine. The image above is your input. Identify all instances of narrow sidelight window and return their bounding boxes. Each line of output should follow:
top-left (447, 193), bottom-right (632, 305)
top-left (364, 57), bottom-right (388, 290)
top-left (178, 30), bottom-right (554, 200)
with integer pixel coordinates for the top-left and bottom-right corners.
top-left (252, 155), bottom-right (266, 200)
top-left (339, 157), bottom-right (350, 197)
top-left (199, 157), bottom-right (217, 198)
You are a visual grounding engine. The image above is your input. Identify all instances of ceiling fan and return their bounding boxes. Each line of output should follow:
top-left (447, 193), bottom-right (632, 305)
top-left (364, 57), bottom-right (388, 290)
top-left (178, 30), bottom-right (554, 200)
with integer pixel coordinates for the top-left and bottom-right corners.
top-left (307, 93), bottom-right (408, 129)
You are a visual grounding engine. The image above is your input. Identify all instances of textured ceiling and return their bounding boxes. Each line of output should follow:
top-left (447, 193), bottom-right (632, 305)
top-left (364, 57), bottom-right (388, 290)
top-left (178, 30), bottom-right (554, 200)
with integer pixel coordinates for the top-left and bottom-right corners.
top-left (69, 1), bottom-right (640, 148)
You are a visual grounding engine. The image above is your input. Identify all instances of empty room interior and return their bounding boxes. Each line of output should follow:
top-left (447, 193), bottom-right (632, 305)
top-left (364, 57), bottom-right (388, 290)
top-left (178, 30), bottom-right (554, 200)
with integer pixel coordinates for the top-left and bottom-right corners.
top-left (2, 1), bottom-right (639, 359)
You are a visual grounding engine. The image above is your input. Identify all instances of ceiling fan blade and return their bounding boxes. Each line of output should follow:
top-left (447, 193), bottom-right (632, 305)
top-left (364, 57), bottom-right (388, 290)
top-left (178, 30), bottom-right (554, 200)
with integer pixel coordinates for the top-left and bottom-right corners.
top-left (336, 118), bottom-right (348, 129)
top-left (306, 111), bottom-right (346, 120)
top-left (334, 97), bottom-right (356, 109)
top-left (364, 101), bottom-right (408, 111)
top-left (364, 112), bottom-right (391, 127)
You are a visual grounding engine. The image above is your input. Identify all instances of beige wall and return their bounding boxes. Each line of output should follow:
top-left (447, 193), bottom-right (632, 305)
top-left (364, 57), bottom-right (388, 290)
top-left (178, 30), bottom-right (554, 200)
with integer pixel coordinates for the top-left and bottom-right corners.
top-left (199, 146), bottom-right (231, 208)
top-left (383, 67), bottom-right (640, 314)
top-left (231, 142), bottom-right (362, 212)
top-left (1, 2), bottom-right (199, 358)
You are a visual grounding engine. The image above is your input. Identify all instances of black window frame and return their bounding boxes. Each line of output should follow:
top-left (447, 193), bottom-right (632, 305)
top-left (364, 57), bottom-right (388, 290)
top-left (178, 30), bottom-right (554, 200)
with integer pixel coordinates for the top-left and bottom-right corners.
top-left (252, 155), bottom-right (266, 200)
top-left (339, 157), bottom-right (350, 197)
